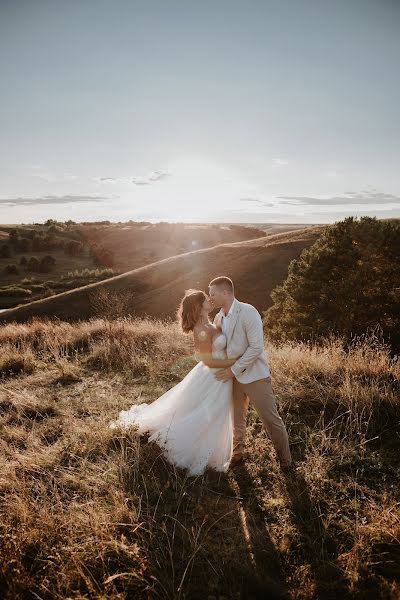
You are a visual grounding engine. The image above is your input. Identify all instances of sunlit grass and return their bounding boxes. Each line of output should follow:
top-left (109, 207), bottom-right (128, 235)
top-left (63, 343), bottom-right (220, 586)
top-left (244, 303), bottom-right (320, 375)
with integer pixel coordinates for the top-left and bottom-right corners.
top-left (0, 316), bottom-right (399, 598)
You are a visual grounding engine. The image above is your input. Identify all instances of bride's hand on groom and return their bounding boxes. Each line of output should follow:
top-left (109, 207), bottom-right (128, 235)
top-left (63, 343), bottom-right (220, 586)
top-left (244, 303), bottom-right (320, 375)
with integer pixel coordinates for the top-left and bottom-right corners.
top-left (215, 367), bottom-right (235, 382)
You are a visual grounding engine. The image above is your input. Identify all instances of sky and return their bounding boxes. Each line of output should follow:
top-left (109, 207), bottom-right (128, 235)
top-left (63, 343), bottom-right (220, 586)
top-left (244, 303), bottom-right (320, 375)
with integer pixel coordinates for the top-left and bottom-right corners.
top-left (0, 0), bottom-right (399, 224)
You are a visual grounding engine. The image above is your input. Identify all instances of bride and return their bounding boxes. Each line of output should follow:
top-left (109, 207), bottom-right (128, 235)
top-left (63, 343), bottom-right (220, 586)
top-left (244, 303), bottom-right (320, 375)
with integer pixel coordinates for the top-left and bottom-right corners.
top-left (109, 289), bottom-right (235, 476)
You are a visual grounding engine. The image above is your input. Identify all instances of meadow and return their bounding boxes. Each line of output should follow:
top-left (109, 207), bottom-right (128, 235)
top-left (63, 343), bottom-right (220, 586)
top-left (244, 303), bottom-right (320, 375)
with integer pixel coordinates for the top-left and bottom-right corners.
top-left (0, 316), bottom-right (399, 599)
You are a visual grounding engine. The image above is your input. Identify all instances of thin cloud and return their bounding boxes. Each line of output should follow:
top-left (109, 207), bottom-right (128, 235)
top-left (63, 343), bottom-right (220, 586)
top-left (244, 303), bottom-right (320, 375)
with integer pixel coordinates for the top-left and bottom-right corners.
top-left (239, 197), bottom-right (276, 207)
top-left (272, 159), bottom-right (289, 167)
top-left (131, 170), bottom-right (171, 185)
top-left (239, 197), bottom-right (265, 204)
top-left (277, 191), bottom-right (400, 206)
top-left (0, 195), bottom-right (109, 206)
top-left (95, 170), bottom-right (171, 186)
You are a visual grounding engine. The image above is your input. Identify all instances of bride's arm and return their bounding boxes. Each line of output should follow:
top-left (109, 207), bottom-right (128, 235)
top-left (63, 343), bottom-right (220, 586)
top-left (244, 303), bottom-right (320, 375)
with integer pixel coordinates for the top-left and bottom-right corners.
top-left (193, 328), bottom-right (236, 369)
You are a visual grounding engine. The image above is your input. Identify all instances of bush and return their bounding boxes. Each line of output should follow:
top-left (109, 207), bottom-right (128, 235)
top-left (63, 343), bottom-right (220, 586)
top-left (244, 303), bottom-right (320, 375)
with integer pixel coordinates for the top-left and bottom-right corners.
top-left (64, 240), bottom-right (84, 256)
top-left (264, 217), bottom-right (400, 348)
top-left (3, 264), bottom-right (19, 275)
top-left (39, 255), bottom-right (56, 273)
top-left (0, 244), bottom-right (12, 258)
top-left (20, 256), bottom-right (28, 266)
top-left (27, 256), bottom-right (40, 272)
top-left (90, 243), bottom-right (115, 267)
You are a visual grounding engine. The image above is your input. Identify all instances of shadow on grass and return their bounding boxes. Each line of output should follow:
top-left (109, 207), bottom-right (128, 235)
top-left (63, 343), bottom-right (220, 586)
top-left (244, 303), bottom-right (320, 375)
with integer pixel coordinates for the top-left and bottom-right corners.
top-left (230, 463), bottom-right (289, 600)
top-left (117, 435), bottom-right (288, 599)
top-left (282, 464), bottom-right (351, 599)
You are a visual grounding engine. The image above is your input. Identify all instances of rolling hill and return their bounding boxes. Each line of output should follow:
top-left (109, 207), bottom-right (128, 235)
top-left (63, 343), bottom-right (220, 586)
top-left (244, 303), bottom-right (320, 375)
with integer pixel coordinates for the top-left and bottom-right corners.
top-left (0, 225), bottom-right (325, 323)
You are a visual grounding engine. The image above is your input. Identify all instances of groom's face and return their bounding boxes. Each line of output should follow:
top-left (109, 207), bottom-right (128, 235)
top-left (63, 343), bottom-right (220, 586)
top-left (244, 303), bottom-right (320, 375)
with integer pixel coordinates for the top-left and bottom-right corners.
top-left (208, 285), bottom-right (225, 309)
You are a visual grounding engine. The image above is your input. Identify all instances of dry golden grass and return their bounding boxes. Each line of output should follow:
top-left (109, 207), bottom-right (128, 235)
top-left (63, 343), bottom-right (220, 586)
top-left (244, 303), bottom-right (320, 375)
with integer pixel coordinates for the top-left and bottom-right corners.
top-left (0, 317), bottom-right (399, 599)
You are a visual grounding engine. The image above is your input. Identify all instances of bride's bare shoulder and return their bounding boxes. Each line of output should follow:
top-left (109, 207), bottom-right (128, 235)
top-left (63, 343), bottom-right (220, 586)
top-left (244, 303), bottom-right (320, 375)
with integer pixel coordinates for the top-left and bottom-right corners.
top-left (193, 322), bottom-right (215, 341)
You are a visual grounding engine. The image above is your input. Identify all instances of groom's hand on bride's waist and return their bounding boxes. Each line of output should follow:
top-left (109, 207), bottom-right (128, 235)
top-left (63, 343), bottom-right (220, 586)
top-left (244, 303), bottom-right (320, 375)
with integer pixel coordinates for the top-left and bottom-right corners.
top-left (215, 367), bottom-right (235, 382)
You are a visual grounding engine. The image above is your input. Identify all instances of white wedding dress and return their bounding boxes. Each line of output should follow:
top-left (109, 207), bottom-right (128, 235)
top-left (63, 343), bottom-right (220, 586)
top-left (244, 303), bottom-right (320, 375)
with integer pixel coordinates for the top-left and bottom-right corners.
top-left (109, 333), bottom-right (233, 476)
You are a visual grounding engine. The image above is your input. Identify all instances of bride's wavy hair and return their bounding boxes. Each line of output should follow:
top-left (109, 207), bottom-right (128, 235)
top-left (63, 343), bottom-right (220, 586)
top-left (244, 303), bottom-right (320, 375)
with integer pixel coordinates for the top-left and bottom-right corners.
top-left (177, 289), bottom-right (207, 334)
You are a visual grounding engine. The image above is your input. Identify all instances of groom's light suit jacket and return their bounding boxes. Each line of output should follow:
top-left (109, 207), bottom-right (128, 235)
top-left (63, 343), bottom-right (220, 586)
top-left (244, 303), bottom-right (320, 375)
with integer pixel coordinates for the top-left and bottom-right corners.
top-left (213, 299), bottom-right (271, 384)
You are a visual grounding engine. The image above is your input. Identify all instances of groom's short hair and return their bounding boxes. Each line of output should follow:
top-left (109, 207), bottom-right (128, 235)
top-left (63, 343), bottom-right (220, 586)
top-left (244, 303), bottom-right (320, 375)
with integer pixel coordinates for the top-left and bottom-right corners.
top-left (209, 276), bottom-right (234, 293)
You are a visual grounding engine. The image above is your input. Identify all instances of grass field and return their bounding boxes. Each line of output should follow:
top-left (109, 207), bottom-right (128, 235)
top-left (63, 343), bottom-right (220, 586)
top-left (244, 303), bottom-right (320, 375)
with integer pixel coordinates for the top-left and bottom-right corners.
top-left (0, 317), bottom-right (399, 599)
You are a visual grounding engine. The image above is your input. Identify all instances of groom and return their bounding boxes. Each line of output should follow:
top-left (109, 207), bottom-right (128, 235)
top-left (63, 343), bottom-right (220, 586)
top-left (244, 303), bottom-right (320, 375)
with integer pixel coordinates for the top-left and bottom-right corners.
top-left (209, 276), bottom-right (292, 470)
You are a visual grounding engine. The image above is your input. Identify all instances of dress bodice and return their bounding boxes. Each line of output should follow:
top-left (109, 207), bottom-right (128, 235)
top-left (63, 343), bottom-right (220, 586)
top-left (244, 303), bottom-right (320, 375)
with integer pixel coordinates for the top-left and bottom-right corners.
top-left (212, 333), bottom-right (227, 359)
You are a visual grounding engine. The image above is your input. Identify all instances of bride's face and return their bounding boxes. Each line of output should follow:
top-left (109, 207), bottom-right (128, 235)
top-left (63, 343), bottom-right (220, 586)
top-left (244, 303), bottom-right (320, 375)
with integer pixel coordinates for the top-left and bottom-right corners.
top-left (202, 296), bottom-right (213, 314)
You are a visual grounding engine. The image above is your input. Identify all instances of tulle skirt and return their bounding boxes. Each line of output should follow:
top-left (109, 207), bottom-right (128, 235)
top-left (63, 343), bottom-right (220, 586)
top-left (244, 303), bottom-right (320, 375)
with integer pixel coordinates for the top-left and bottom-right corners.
top-left (109, 362), bottom-right (233, 476)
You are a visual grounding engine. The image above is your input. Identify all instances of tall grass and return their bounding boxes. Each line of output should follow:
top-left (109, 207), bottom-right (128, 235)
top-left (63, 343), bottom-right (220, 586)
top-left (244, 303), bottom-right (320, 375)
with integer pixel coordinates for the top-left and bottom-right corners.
top-left (0, 317), bottom-right (399, 598)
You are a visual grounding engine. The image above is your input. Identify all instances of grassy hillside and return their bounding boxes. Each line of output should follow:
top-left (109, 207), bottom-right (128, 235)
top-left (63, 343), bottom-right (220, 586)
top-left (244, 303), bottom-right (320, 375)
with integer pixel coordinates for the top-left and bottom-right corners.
top-left (78, 222), bottom-right (274, 271)
top-left (0, 226), bottom-right (324, 323)
top-left (0, 317), bottom-right (399, 599)
top-left (0, 221), bottom-right (301, 310)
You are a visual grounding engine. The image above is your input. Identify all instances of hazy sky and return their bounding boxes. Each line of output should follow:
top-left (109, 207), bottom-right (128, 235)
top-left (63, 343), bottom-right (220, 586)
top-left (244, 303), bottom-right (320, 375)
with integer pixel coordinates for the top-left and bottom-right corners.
top-left (1, 0), bottom-right (399, 224)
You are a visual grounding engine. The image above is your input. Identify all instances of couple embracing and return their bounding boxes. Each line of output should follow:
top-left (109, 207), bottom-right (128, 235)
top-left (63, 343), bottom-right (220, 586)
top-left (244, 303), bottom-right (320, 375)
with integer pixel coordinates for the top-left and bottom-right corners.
top-left (110, 276), bottom-right (292, 476)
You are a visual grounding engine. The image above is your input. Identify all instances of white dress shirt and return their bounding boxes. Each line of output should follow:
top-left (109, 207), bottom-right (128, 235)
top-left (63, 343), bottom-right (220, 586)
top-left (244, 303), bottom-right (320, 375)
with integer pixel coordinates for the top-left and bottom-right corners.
top-left (221, 299), bottom-right (237, 337)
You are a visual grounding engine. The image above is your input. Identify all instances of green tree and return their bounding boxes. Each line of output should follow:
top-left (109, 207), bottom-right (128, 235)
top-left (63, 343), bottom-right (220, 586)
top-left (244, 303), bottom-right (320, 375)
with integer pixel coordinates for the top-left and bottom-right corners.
top-left (264, 217), bottom-right (400, 348)
top-left (39, 255), bottom-right (56, 273)
top-left (0, 244), bottom-right (12, 258)
top-left (27, 256), bottom-right (41, 273)
top-left (4, 263), bottom-right (19, 275)
top-left (64, 240), bottom-right (84, 256)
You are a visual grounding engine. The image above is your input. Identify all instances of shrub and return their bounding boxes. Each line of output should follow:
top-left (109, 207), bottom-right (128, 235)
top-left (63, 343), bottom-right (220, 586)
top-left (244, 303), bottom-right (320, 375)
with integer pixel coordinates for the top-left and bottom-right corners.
top-left (27, 256), bottom-right (40, 272)
top-left (64, 240), bottom-right (84, 256)
top-left (264, 217), bottom-right (400, 348)
top-left (20, 256), bottom-right (28, 266)
top-left (90, 243), bottom-right (115, 267)
top-left (0, 244), bottom-right (12, 258)
top-left (39, 255), bottom-right (56, 273)
top-left (4, 264), bottom-right (19, 275)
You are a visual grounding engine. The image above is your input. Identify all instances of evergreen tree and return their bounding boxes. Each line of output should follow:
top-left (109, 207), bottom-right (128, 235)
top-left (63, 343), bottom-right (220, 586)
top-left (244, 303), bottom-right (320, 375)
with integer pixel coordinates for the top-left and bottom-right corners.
top-left (264, 217), bottom-right (400, 348)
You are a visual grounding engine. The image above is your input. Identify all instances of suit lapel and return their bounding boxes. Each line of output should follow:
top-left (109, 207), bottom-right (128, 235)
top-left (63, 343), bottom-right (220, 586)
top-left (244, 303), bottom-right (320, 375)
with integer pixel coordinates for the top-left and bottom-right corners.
top-left (226, 302), bottom-right (241, 345)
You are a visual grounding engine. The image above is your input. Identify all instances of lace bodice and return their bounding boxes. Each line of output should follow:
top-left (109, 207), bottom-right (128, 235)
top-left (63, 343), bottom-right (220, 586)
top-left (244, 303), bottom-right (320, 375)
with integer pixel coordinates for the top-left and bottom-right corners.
top-left (212, 333), bottom-right (227, 359)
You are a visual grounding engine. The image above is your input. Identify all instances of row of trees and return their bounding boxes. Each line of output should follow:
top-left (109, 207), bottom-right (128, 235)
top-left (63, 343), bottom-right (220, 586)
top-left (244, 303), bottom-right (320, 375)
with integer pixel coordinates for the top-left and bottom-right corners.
top-left (3, 255), bottom-right (56, 275)
top-left (4, 231), bottom-right (84, 255)
top-left (264, 217), bottom-right (400, 349)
